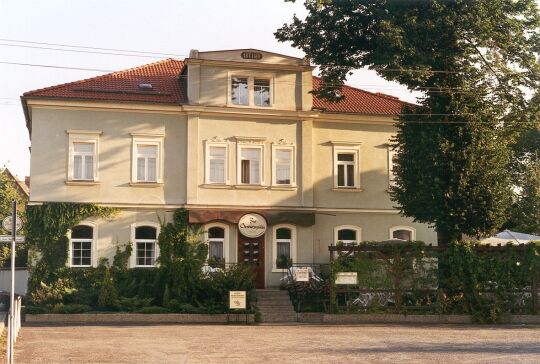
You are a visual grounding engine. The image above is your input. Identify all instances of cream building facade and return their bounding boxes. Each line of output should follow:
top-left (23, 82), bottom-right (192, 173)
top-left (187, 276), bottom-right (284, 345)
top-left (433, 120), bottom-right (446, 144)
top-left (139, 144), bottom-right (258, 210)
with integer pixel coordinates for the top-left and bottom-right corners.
top-left (22, 49), bottom-right (436, 288)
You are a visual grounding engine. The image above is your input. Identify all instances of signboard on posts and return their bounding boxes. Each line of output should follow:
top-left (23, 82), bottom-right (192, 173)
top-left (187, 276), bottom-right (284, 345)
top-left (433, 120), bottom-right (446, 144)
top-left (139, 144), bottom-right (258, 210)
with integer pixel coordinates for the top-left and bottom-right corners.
top-left (335, 272), bottom-right (358, 285)
top-left (229, 291), bottom-right (246, 309)
top-left (295, 267), bottom-right (310, 282)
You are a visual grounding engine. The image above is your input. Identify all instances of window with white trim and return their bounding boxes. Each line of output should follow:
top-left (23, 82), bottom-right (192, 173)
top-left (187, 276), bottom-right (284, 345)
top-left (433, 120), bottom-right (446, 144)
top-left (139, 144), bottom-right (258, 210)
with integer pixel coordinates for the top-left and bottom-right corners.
top-left (131, 134), bottom-right (163, 184)
top-left (69, 225), bottom-right (94, 267)
top-left (273, 225), bottom-right (296, 271)
top-left (390, 226), bottom-right (416, 241)
top-left (135, 226), bottom-right (158, 266)
top-left (228, 74), bottom-right (274, 107)
top-left (231, 77), bottom-right (249, 105)
top-left (388, 146), bottom-right (398, 187)
top-left (272, 144), bottom-right (295, 186)
top-left (334, 226), bottom-right (361, 246)
top-left (205, 141), bottom-right (229, 184)
top-left (239, 147), bottom-right (262, 184)
top-left (204, 223), bottom-right (229, 264)
top-left (332, 144), bottom-right (361, 189)
top-left (67, 130), bottom-right (101, 182)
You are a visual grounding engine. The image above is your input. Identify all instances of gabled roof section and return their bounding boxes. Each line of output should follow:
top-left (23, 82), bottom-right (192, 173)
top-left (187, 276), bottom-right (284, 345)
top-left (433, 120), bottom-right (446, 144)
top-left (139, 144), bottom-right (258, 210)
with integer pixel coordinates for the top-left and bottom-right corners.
top-left (24, 58), bottom-right (186, 104)
top-left (312, 76), bottom-right (404, 115)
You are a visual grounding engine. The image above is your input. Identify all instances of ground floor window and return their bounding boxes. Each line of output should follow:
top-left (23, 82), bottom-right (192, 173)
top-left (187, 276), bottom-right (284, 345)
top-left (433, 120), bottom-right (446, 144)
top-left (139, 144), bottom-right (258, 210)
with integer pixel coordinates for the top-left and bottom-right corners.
top-left (390, 226), bottom-right (416, 241)
top-left (273, 224), bottom-right (296, 271)
top-left (70, 224), bottom-right (94, 267)
top-left (335, 226), bottom-right (361, 246)
top-left (134, 225), bottom-right (158, 267)
top-left (204, 223), bottom-right (229, 266)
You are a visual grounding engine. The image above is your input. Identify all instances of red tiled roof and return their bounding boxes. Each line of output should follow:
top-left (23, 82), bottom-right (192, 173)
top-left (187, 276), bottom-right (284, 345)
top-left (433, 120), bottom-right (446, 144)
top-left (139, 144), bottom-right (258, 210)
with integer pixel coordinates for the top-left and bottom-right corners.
top-left (24, 59), bottom-right (186, 104)
top-left (312, 77), bottom-right (404, 115)
top-left (23, 59), bottom-right (404, 115)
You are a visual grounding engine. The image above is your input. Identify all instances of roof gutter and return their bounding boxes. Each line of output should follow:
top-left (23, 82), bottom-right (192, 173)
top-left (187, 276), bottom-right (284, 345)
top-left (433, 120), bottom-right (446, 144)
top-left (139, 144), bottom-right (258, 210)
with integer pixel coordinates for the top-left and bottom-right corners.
top-left (20, 96), bottom-right (31, 139)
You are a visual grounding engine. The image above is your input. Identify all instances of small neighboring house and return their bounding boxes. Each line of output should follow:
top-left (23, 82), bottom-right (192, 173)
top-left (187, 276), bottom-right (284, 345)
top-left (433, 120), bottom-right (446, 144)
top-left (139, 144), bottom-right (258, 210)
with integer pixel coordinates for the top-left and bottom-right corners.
top-left (481, 230), bottom-right (540, 246)
top-left (1, 168), bottom-right (29, 200)
top-left (21, 48), bottom-right (437, 288)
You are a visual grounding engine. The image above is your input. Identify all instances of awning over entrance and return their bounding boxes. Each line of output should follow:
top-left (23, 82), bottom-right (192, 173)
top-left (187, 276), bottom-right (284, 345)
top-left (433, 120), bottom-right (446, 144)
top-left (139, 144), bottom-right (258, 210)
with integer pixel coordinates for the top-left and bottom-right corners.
top-left (188, 209), bottom-right (315, 226)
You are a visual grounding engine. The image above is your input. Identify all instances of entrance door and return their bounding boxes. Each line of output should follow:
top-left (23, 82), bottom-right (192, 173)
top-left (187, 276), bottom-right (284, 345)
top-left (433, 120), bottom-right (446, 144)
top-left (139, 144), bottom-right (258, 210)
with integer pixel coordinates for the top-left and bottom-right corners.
top-left (238, 233), bottom-right (265, 289)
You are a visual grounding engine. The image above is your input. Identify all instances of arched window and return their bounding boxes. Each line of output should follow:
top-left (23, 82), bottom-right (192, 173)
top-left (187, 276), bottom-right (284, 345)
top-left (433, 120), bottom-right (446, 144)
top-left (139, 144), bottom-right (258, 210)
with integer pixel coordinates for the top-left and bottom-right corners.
top-left (272, 225), bottom-right (296, 271)
top-left (70, 224), bottom-right (94, 267)
top-left (135, 225), bottom-right (158, 267)
top-left (208, 227), bottom-right (225, 260)
top-left (390, 226), bottom-right (416, 241)
top-left (334, 226), bottom-right (361, 246)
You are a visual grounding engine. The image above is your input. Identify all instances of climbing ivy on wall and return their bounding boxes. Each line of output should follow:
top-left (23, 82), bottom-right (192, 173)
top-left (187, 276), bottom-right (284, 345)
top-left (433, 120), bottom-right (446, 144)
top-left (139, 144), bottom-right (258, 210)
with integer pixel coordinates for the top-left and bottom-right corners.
top-left (26, 202), bottom-right (117, 291)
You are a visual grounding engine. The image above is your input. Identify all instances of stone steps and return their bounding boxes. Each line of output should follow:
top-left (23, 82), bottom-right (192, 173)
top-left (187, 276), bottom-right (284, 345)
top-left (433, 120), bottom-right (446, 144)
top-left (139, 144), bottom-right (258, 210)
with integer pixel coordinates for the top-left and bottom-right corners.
top-left (256, 289), bottom-right (297, 323)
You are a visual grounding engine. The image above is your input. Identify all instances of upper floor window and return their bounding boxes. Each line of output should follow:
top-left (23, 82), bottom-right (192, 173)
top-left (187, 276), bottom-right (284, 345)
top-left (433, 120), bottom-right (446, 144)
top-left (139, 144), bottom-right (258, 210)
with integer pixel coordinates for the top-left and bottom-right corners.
top-left (390, 226), bottom-right (416, 241)
top-left (254, 79), bottom-right (270, 106)
top-left (134, 225), bottom-right (158, 267)
top-left (69, 224), bottom-right (94, 267)
top-left (205, 140), bottom-right (229, 185)
top-left (136, 144), bottom-right (158, 182)
top-left (228, 74), bottom-right (274, 107)
top-left (131, 134), bottom-right (164, 184)
top-left (239, 147), bottom-right (262, 185)
top-left (67, 130), bottom-right (101, 182)
top-left (231, 77), bottom-right (249, 105)
top-left (272, 143), bottom-right (295, 186)
top-left (332, 143), bottom-right (361, 190)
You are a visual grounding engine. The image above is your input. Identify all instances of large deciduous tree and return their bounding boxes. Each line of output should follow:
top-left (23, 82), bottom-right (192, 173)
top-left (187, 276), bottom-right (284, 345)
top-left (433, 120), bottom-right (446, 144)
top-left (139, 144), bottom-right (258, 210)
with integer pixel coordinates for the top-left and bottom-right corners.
top-left (276, 0), bottom-right (540, 245)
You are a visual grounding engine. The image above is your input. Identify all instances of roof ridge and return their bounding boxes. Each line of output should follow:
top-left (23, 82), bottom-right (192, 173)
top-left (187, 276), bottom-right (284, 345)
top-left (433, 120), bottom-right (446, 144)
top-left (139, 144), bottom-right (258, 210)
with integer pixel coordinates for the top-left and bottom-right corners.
top-left (312, 75), bottom-right (404, 104)
top-left (24, 58), bottom-right (185, 96)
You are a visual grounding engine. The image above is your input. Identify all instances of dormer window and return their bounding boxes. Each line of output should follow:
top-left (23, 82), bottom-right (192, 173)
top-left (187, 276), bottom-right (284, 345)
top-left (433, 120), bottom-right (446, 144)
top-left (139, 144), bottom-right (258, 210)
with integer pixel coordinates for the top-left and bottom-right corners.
top-left (231, 77), bottom-right (249, 105)
top-left (228, 73), bottom-right (274, 108)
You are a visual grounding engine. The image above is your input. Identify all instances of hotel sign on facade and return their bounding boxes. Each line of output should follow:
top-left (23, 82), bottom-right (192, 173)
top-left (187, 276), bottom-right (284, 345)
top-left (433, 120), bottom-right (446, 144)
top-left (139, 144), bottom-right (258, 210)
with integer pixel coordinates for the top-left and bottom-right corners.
top-left (238, 213), bottom-right (267, 238)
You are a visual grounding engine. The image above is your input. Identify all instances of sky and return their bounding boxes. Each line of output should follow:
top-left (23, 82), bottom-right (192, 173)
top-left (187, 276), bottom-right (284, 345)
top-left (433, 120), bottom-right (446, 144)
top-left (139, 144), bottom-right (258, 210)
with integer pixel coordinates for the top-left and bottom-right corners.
top-left (0, 0), bottom-right (423, 179)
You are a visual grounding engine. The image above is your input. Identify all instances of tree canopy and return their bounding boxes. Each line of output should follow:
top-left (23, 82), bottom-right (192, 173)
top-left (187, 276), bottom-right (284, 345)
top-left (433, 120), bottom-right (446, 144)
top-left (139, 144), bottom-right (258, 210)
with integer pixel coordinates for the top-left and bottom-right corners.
top-left (276, 0), bottom-right (540, 244)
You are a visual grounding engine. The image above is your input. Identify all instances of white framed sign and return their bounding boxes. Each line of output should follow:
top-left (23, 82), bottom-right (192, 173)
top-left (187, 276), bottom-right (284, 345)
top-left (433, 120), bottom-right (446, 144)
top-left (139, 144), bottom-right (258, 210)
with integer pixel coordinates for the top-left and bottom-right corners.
top-left (295, 267), bottom-right (309, 282)
top-left (335, 272), bottom-right (358, 285)
top-left (2, 216), bottom-right (23, 233)
top-left (238, 213), bottom-right (267, 238)
top-left (229, 291), bottom-right (246, 309)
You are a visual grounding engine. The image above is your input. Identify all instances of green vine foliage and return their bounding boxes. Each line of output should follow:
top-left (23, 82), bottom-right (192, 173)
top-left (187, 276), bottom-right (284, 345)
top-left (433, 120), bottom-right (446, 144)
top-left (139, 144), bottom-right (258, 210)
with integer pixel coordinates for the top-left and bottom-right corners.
top-left (26, 202), bottom-right (117, 292)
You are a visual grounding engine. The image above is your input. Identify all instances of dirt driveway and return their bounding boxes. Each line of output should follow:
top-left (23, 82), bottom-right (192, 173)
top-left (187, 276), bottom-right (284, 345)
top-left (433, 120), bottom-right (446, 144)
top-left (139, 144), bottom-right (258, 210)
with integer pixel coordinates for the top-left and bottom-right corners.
top-left (15, 323), bottom-right (540, 363)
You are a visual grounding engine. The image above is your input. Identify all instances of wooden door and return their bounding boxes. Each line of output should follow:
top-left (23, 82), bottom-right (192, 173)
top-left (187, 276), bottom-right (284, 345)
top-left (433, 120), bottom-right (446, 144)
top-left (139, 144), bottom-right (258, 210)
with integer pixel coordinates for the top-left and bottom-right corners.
top-left (238, 233), bottom-right (265, 289)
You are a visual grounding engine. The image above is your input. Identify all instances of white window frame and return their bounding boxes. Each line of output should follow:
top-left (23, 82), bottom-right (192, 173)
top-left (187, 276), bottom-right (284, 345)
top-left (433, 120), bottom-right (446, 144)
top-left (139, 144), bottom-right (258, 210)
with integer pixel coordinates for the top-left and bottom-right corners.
top-left (131, 134), bottom-right (164, 184)
top-left (334, 225), bottom-right (362, 246)
top-left (68, 222), bottom-right (97, 268)
top-left (272, 142), bottom-right (296, 187)
top-left (272, 224), bottom-right (297, 272)
top-left (388, 145), bottom-right (398, 187)
top-left (130, 222), bottom-right (161, 268)
top-left (66, 130), bottom-right (101, 182)
top-left (204, 222), bottom-right (230, 263)
top-left (205, 139), bottom-right (230, 185)
top-left (227, 72), bottom-right (275, 108)
top-left (236, 139), bottom-right (265, 185)
top-left (389, 226), bottom-right (416, 241)
top-left (331, 142), bottom-right (361, 189)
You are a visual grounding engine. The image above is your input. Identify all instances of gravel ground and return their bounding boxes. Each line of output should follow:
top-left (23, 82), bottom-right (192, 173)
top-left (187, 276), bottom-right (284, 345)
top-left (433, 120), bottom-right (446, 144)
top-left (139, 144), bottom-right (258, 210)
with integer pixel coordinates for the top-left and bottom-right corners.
top-left (15, 323), bottom-right (540, 363)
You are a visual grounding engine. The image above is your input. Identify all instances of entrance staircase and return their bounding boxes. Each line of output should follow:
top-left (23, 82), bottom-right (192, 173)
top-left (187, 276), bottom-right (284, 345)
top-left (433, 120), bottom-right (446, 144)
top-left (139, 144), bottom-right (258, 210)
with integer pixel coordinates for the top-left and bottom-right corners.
top-left (255, 289), bottom-right (297, 323)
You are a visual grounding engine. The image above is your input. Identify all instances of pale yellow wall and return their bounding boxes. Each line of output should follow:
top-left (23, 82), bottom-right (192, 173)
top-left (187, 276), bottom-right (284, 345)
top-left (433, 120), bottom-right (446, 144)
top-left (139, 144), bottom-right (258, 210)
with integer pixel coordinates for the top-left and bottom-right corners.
top-left (29, 108), bottom-right (187, 205)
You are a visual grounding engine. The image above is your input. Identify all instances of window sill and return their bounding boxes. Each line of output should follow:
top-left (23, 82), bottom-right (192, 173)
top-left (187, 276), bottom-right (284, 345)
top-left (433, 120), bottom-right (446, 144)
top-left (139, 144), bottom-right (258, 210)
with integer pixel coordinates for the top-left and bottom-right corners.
top-left (269, 185), bottom-right (297, 191)
top-left (133, 265), bottom-right (157, 268)
top-left (272, 268), bottom-right (288, 273)
top-left (332, 187), bottom-right (364, 192)
top-left (69, 265), bottom-right (93, 268)
top-left (65, 180), bottom-right (101, 186)
top-left (129, 182), bottom-right (164, 188)
top-left (234, 184), bottom-right (267, 190)
top-left (201, 184), bottom-right (233, 189)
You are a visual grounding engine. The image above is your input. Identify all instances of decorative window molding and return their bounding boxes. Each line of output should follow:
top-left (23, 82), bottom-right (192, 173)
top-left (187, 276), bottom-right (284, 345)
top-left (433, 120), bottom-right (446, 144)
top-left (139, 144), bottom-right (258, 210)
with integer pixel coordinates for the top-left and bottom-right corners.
top-left (205, 138), bottom-right (229, 185)
top-left (130, 222), bottom-right (160, 268)
top-left (227, 72), bottom-right (275, 108)
top-left (131, 134), bottom-right (164, 184)
top-left (389, 226), bottom-right (416, 241)
top-left (204, 222), bottom-right (230, 263)
top-left (272, 224), bottom-right (297, 272)
top-left (332, 142), bottom-right (361, 189)
top-left (66, 130), bottom-right (101, 182)
top-left (236, 138), bottom-right (265, 185)
top-left (68, 222), bottom-right (97, 268)
top-left (334, 225), bottom-right (362, 246)
top-left (272, 141), bottom-right (295, 187)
